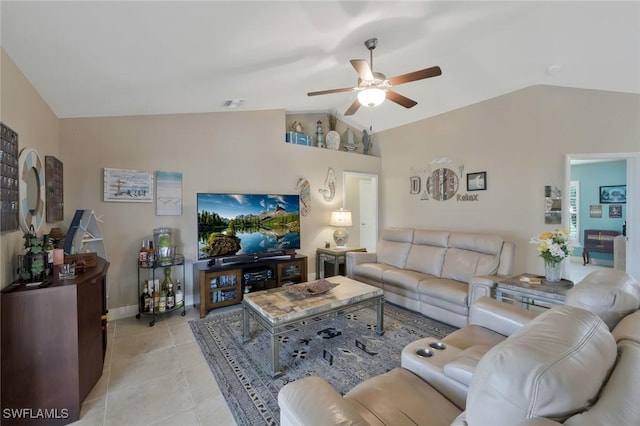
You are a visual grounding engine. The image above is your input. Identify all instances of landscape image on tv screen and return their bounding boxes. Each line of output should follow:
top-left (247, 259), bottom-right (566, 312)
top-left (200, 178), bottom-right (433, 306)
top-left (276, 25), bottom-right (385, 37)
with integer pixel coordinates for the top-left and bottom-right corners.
top-left (197, 193), bottom-right (301, 260)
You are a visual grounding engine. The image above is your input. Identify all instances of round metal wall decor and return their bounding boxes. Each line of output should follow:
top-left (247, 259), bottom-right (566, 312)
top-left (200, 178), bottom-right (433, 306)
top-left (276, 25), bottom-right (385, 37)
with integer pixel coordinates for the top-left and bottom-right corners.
top-left (426, 168), bottom-right (459, 201)
top-left (18, 148), bottom-right (45, 232)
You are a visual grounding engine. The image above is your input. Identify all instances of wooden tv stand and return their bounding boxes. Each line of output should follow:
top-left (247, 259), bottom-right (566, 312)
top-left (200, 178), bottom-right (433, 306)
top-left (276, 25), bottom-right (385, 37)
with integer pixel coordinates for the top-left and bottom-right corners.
top-left (198, 254), bottom-right (307, 318)
top-left (583, 229), bottom-right (619, 265)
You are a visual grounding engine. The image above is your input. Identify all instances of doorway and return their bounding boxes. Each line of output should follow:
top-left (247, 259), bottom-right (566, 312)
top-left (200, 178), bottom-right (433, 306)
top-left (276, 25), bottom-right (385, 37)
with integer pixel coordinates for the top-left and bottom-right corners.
top-left (343, 172), bottom-right (378, 252)
top-left (565, 152), bottom-right (639, 280)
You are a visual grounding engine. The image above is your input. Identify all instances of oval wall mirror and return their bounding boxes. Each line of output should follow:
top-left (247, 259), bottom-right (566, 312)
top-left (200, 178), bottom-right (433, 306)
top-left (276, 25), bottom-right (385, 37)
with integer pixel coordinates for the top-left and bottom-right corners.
top-left (18, 148), bottom-right (45, 233)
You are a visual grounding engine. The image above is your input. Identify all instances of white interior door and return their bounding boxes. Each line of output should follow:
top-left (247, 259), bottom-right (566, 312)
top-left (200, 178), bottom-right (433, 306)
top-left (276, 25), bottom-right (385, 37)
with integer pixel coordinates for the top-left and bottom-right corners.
top-left (359, 180), bottom-right (377, 252)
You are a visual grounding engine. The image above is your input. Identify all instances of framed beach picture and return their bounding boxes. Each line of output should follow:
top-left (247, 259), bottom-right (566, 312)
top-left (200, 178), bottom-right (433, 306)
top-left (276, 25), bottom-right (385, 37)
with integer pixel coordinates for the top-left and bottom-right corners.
top-left (466, 171), bottom-right (487, 191)
top-left (599, 185), bottom-right (626, 204)
top-left (156, 171), bottom-right (183, 215)
top-left (103, 168), bottom-right (154, 202)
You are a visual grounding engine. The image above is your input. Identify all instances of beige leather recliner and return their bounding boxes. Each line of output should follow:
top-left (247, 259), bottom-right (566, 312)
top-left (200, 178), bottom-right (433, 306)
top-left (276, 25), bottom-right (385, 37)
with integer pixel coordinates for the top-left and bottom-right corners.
top-left (278, 270), bottom-right (640, 425)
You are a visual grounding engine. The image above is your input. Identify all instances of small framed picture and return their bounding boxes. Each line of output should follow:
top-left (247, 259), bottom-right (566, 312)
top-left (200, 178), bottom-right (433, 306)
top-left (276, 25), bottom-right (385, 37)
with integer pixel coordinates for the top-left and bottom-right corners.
top-left (609, 204), bottom-right (622, 218)
top-left (590, 205), bottom-right (602, 218)
top-left (467, 171), bottom-right (487, 191)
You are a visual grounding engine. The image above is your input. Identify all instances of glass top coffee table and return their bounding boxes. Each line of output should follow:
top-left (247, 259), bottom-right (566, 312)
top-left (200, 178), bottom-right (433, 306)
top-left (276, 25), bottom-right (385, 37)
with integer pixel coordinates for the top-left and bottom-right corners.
top-left (242, 275), bottom-right (384, 377)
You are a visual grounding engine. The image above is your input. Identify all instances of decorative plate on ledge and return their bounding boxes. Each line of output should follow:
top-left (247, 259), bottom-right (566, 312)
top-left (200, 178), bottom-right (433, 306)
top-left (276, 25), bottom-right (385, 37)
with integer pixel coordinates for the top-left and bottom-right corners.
top-left (284, 279), bottom-right (339, 297)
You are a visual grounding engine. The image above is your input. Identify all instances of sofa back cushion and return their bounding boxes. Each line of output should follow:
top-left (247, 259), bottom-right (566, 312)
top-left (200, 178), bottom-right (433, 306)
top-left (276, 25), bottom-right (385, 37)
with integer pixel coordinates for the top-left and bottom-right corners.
top-left (566, 269), bottom-right (640, 330)
top-left (441, 233), bottom-right (504, 282)
top-left (465, 306), bottom-right (616, 426)
top-left (404, 230), bottom-right (449, 276)
top-left (377, 228), bottom-right (414, 269)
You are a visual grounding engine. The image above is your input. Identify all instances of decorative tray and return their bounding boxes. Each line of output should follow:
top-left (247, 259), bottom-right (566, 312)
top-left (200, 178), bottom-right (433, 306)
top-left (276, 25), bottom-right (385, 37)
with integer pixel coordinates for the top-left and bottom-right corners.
top-left (284, 279), bottom-right (339, 297)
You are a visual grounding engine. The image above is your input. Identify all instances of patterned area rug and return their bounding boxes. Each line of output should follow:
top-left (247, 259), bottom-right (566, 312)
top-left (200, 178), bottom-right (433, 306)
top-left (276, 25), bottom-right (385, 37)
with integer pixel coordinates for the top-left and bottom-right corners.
top-left (189, 302), bottom-right (456, 426)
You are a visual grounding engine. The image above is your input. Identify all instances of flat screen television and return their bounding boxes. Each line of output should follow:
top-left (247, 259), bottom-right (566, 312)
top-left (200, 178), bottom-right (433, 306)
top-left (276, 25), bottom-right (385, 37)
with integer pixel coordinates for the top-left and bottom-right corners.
top-left (197, 193), bottom-right (301, 261)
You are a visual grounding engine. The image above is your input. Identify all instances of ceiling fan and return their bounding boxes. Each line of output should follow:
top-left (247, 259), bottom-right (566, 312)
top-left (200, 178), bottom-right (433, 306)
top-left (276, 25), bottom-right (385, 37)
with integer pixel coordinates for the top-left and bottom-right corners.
top-left (307, 38), bottom-right (442, 116)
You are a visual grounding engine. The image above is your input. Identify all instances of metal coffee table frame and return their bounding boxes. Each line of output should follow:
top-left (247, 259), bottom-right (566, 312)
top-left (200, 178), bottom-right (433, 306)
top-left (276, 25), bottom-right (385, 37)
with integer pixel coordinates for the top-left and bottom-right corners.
top-left (242, 290), bottom-right (384, 377)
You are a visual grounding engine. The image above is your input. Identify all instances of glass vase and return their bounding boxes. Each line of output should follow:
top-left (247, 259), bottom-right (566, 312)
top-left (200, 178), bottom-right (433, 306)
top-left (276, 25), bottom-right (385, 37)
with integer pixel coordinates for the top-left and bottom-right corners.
top-left (544, 260), bottom-right (562, 283)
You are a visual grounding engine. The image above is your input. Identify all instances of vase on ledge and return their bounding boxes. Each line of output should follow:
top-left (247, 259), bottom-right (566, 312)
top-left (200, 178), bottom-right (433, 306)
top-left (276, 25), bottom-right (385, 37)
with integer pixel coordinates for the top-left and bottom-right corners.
top-left (544, 260), bottom-right (562, 283)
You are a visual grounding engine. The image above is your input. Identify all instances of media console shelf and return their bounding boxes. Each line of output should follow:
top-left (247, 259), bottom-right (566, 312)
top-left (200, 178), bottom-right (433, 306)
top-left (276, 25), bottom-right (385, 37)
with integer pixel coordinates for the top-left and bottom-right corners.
top-left (583, 229), bottom-right (619, 265)
top-left (199, 254), bottom-right (307, 318)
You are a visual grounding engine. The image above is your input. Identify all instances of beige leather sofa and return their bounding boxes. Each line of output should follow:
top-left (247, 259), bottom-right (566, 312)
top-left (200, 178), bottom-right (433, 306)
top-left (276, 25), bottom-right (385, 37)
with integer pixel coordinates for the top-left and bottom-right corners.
top-left (278, 270), bottom-right (640, 425)
top-left (347, 227), bottom-right (514, 327)
top-left (402, 268), bottom-right (640, 409)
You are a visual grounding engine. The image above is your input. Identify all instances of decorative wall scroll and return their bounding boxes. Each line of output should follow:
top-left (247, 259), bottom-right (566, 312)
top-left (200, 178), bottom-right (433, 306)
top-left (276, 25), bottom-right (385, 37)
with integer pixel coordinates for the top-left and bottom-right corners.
top-left (45, 156), bottom-right (64, 222)
top-left (297, 177), bottom-right (311, 216)
top-left (0, 123), bottom-right (19, 232)
top-left (544, 185), bottom-right (562, 224)
top-left (103, 168), bottom-right (153, 202)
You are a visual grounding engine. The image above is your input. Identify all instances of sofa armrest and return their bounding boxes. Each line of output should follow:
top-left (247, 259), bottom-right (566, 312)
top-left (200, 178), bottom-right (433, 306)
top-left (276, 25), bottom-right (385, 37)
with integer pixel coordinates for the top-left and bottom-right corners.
top-left (278, 376), bottom-right (368, 426)
top-left (469, 296), bottom-right (539, 336)
top-left (346, 252), bottom-right (378, 277)
top-left (468, 275), bottom-right (500, 304)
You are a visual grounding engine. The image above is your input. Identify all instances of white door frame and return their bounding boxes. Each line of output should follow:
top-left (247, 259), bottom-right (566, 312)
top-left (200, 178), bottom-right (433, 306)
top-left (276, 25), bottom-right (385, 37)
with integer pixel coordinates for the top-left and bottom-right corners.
top-left (565, 152), bottom-right (639, 280)
top-left (343, 171), bottom-right (379, 252)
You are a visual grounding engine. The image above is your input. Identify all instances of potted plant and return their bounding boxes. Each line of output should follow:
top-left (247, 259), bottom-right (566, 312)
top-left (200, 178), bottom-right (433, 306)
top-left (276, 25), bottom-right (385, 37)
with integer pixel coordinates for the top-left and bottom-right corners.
top-left (20, 225), bottom-right (46, 283)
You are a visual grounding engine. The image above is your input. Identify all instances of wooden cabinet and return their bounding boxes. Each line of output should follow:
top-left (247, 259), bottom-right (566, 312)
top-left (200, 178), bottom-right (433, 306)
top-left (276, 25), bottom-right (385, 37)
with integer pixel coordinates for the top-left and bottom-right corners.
top-left (583, 229), bottom-right (619, 265)
top-left (198, 255), bottom-right (307, 318)
top-left (1, 258), bottom-right (109, 425)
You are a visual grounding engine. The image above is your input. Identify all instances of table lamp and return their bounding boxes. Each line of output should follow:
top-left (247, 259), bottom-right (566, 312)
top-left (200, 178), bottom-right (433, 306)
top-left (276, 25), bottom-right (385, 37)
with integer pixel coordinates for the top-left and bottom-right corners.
top-left (330, 209), bottom-right (353, 248)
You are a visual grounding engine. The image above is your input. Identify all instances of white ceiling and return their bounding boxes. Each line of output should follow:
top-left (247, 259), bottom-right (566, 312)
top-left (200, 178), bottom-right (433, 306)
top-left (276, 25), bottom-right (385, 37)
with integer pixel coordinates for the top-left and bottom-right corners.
top-left (1, 1), bottom-right (639, 133)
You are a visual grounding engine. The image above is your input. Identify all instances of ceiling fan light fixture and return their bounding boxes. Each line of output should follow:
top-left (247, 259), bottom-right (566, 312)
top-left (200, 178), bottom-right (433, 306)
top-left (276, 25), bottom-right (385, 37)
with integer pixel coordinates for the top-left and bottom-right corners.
top-left (357, 87), bottom-right (386, 107)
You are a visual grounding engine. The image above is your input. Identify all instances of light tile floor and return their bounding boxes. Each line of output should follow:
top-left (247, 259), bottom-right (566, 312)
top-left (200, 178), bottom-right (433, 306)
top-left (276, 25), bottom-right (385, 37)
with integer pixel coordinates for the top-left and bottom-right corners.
top-left (71, 307), bottom-right (237, 426)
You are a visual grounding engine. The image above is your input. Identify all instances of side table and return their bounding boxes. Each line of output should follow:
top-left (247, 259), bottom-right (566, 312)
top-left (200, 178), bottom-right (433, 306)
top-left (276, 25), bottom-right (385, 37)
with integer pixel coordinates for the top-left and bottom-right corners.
top-left (496, 273), bottom-right (573, 310)
top-left (316, 247), bottom-right (366, 278)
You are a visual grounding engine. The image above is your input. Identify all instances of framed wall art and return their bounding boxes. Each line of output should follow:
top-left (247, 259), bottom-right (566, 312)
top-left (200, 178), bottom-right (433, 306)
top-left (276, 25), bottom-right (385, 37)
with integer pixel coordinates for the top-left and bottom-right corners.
top-left (599, 185), bottom-right (626, 204)
top-left (103, 168), bottom-right (153, 202)
top-left (0, 123), bottom-right (19, 232)
top-left (155, 171), bottom-right (182, 215)
top-left (609, 204), bottom-right (622, 218)
top-left (590, 205), bottom-right (602, 218)
top-left (45, 155), bottom-right (63, 222)
top-left (466, 171), bottom-right (486, 191)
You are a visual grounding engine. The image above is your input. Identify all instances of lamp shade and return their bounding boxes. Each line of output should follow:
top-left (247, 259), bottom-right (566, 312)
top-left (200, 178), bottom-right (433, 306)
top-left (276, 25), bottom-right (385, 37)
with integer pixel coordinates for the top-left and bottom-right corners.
top-left (330, 209), bottom-right (353, 227)
top-left (357, 87), bottom-right (386, 107)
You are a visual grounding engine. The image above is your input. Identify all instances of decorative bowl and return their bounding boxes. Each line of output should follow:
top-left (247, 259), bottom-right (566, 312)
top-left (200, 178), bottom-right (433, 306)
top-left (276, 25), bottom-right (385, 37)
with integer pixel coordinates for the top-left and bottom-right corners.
top-left (284, 279), bottom-right (339, 297)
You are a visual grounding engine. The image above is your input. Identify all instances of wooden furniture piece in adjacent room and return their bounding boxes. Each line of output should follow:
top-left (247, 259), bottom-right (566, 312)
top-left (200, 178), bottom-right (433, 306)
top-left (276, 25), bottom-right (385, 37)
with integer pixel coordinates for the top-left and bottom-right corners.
top-left (583, 229), bottom-right (619, 265)
top-left (1, 258), bottom-right (109, 425)
top-left (199, 255), bottom-right (308, 318)
top-left (316, 246), bottom-right (366, 278)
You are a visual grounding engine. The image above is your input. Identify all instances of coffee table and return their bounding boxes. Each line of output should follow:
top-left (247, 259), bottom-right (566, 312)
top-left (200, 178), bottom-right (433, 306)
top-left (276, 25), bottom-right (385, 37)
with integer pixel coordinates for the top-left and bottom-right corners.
top-left (242, 275), bottom-right (384, 377)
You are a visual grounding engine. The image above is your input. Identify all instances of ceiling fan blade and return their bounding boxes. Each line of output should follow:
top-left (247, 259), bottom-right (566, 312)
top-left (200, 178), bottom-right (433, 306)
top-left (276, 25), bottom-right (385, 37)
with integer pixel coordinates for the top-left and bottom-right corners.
top-left (350, 59), bottom-right (374, 81)
top-left (386, 90), bottom-right (418, 109)
top-left (307, 87), bottom-right (355, 96)
top-left (387, 66), bottom-right (442, 86)
top-left (344, 98), bottom-right (361, 116)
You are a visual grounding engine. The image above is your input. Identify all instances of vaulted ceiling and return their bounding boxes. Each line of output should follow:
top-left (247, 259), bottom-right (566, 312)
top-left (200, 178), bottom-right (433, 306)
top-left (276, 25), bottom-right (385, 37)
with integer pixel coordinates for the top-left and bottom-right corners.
top-left (2, 1), bottom-right (639, 132)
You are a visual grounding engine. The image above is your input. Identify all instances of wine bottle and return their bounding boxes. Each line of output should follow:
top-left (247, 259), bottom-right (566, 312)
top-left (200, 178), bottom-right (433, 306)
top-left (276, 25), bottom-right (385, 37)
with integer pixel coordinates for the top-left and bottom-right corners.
top-left (138, 240), bottom-right (148, 267)
top-left (153, 282), bottom-right (160, 313)
top-left (43, 235), bottom-right (54, 275)
top-left (147, 241), bottom-right (156, 267)
top-left (175, 279), bottom-right (183, 306)
top-left (166, 284), bottom-right (175, 309)
top-left (140, 285), bottom-right (151, 313)
top-left (159, 288), bottom-right (167, 313)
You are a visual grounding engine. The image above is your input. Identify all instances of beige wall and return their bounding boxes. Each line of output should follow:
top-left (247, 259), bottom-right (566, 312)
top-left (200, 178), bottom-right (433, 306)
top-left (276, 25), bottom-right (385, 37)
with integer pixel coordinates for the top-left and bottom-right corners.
top-left (59, 111), bottom-right (381, 313)
top-left (376, 85), bottom-right (640, 276)
top-left (0, 49), bottom-right (60, 286)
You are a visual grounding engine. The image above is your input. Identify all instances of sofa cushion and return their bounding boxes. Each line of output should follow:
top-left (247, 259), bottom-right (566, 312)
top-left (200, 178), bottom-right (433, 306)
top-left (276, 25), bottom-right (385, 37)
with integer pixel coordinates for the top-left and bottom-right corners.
top-left (418, 278), bottom-right (469, 307)
top-left (565, 269), bottom-right (640, 330)
top-left (351, 262), bottom-right (397, 283)
top-left (405, 244), bottom-right (447, 276)
top-left (441, 233), bottom-right (503, 281)
top-left (377, 228), bottom-right (414, 269)
top-left (442, 345), bottom-right (491, 387)
top-left (345, 367), bottom-right (461, 426)
top-left (465, 305), bottom-right (617, 426)
top-left (382, 269), bottom-right (432, 298)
